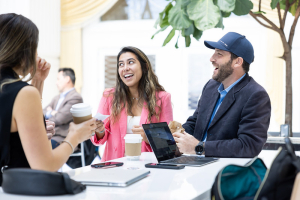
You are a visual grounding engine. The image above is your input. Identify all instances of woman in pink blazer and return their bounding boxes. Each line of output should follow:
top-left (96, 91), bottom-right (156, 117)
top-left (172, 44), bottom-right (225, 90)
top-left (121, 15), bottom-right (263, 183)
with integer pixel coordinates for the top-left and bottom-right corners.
top-left (91, 46), bottom-right (173, 162)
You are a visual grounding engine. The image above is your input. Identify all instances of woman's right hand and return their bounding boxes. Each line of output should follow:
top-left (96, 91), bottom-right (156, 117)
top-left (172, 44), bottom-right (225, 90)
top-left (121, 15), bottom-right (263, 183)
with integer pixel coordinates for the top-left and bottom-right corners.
top-left (95, 120), bottom-right (104, 132)
top-left (68, 118), bottom-right (97, 145)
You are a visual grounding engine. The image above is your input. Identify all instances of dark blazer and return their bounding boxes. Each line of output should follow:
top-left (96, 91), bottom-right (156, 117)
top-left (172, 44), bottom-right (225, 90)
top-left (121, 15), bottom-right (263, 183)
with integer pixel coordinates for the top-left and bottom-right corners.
top-left (43, 89), bottom-right (83, 143)
top-left (182, 74), bottom-right (271, 158)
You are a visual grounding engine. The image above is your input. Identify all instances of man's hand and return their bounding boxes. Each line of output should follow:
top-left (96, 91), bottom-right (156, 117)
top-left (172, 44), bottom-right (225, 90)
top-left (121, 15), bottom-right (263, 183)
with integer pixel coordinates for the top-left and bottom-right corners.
top-left (46, 120), bottom-right (55, 140)
top-left (132, 125), bottom-right (149, 144)
top-left (46, 106), bottom-right (53, 112)
top-left (51, 110), bottom-right (57, 116)
top-left (173, 131), bottom-right (199, 154)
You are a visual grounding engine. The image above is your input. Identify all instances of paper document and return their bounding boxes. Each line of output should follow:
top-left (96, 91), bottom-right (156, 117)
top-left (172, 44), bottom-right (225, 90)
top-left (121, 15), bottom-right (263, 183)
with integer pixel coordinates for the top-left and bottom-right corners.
top-left (94, 113), bottom-right (111, 134)
top-left (94, 113), bottom-right (110, 121)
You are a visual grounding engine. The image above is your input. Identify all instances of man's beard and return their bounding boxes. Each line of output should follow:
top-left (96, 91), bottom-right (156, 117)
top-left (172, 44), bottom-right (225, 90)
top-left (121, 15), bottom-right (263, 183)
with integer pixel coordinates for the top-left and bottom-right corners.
top-left (212, 60), bottom-right (233, 82)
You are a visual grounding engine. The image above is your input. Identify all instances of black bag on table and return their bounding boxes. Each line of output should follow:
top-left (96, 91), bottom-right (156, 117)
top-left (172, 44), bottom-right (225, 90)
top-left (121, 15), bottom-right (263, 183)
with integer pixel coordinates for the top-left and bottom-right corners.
top-left (211, 137), bottom-right (300, 200)
top-left (2, 168), bottom-right (86, 196)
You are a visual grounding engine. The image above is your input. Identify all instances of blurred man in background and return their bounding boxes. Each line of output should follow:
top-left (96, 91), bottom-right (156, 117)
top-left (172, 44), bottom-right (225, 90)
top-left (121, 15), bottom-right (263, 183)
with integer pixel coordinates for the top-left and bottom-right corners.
top-left (43, 68), bottom-right (83, 149)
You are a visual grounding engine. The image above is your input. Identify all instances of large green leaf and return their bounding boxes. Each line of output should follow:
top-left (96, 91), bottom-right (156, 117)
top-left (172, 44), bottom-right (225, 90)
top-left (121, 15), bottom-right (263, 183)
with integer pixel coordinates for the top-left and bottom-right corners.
top-left (187, 0), bottom-right (221, 31)
top-left (233, 0), bottom-right (253, 16)
top-left (289, 0), bottom-right (299, 16)
top-left (181, 0), bottom-right (192, 7)
top-left (183, 24), bottom-right (195, 36)
top-left (185, 35), bottom-right (191, 47)
top-left (271, 0), bottom-right (280, 9)
top-left (279, 0), bottom-right (294, 10)
top-left (151, 26), bottom-right (169, 39)
top-left (175, 33), bottom-right (180, 48)
top-left (215, 12), bottom-right (224, 29)
top-left (154, 18), bottom-right (160, 29)
top-left (222, 11), bottom-right (231, 17)
top-left (217, 0), bottom-right (236, 12)
top-left (279, 0), bottom-right (286, 9)
top-left (168, 3), bottom-right (192, 30)
top-left (155, 2), bottom-right (173, 28)
top-left (193, 25), bottom-right (203, 40)
top-left (163, 28), bottom-right (176, 46)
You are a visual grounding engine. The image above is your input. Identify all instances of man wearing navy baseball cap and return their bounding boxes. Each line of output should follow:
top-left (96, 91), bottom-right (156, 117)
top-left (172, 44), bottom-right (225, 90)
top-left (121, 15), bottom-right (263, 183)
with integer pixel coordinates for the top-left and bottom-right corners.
top-left (173, 32), bottom-right (271, 158)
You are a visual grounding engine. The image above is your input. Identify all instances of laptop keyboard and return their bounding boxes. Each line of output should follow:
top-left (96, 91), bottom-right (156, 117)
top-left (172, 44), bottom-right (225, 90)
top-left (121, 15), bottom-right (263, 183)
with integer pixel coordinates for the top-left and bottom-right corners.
top-left (160, 156), bottom-right (206, 164)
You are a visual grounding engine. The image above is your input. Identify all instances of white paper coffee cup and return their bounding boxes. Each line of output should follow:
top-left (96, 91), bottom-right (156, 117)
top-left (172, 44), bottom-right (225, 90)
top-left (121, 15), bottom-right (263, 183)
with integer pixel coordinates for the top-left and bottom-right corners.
top-left (70, 103), bottom-right (94, 135)
top-left (124, 134), bottom-right (143, 160)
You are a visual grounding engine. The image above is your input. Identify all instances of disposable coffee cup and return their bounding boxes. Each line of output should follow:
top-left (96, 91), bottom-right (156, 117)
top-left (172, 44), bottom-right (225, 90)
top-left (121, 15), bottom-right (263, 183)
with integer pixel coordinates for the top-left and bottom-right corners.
top-left (124, 134), bottom-right (143, 160)
top-left (70, 103), bottom-right (94, 135)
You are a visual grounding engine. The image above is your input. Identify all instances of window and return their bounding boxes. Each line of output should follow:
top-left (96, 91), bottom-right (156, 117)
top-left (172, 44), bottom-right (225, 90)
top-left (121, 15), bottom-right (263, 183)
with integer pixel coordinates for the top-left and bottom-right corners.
top-left (188, 54), bottom-right (212, 109)
top-left (101, 0), bottom-right (169, 21)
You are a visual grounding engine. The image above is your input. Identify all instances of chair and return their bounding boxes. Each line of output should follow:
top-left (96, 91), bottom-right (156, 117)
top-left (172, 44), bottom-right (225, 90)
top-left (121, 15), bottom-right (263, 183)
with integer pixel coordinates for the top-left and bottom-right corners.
top-left (67, 140), bottom-right (96, 168)
top-left (69, 142), bottom-right (85, 167)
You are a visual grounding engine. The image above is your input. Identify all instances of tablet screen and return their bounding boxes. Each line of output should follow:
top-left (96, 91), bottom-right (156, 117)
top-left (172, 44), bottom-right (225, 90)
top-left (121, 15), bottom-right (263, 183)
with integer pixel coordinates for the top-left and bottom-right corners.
top-left (142, 122), bottom-right (178, 162)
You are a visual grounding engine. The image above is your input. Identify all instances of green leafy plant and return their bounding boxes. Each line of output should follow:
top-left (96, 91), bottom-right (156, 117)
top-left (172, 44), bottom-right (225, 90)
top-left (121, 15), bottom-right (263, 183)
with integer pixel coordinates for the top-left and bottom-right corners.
top-left (153, 0), bottom-right (300, 135)
top-left (152, 0), bottom-right (253, 48)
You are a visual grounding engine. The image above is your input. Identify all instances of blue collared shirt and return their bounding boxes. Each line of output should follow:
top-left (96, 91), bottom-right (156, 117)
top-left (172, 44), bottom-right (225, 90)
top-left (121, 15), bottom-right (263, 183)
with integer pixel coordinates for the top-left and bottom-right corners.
top-left (202, 74), bottom-right (246, 142)
top-left (45, 88), bottom-right (74, 119)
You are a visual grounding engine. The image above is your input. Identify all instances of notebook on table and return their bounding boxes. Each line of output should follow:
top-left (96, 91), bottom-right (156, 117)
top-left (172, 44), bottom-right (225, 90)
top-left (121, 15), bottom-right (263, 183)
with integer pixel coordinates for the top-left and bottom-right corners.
top-left (71, 168), bottom-right (150, 187)
top-left (142, 122), bottom-right (219, 167)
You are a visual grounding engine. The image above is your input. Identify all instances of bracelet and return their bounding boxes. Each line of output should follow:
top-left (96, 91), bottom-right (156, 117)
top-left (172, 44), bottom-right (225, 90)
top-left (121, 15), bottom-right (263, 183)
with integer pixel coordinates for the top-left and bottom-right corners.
top-left (61, 140), bottom-right (74, 153)
top-left (96, 129), bottom-right (104, 134)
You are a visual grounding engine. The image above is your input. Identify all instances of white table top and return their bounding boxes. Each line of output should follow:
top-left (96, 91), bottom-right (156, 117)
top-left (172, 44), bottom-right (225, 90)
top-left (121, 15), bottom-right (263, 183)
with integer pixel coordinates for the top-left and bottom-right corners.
top-left (0, 150), bottom-right (283, 200)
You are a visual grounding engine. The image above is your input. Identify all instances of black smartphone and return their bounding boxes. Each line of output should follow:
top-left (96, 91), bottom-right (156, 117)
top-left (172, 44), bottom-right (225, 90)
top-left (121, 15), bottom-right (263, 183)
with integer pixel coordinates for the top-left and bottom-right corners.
top-left (91, 162), bottom-right (123, 169)
top-left (145, 163), bottom-right (185, 170)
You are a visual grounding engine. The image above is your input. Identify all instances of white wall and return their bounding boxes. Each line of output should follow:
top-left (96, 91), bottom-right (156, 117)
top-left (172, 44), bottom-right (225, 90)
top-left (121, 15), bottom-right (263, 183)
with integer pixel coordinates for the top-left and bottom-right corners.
top-left (81, 14), bottom-right (300, 133)
top-left (0, 0), bottom-right (61, 107)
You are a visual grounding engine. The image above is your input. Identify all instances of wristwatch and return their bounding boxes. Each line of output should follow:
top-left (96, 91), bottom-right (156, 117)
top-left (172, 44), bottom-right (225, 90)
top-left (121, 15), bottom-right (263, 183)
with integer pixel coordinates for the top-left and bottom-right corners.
top-left (195, 141), bottom-right (204, 155)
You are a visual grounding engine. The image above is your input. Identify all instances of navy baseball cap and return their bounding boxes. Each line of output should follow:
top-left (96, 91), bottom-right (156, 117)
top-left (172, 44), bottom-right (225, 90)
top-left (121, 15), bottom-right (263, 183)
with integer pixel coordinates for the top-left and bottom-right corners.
top-left (204, 32), bottom-right (254, 64)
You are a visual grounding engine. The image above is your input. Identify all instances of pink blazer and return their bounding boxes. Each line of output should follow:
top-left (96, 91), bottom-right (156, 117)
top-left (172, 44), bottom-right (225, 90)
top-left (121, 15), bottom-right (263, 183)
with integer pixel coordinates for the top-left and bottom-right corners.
top-left (91, 88), bottom-right (173, 162)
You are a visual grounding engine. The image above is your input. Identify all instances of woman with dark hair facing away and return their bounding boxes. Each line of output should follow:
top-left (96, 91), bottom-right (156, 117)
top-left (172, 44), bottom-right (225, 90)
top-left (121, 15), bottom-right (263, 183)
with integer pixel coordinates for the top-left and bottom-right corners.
top-left (91, 46), bottom-right (173, 161)
top-left (0, 13), bottom-right (99, 185)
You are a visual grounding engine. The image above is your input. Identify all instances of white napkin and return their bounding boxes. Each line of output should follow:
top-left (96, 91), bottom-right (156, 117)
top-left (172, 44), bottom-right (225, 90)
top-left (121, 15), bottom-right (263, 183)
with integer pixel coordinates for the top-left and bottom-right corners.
top-left (94, 113), bottom-right (110, 121)
top-left (93, 113), bottom-right (111, 135)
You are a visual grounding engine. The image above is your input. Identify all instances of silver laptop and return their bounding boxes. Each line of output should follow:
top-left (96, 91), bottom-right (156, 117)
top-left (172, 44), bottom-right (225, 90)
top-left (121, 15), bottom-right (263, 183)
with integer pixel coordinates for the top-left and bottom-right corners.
top-left (71, 168), bottom-right (150, 187)
top-left (142, 122), bottom-right (219, 166)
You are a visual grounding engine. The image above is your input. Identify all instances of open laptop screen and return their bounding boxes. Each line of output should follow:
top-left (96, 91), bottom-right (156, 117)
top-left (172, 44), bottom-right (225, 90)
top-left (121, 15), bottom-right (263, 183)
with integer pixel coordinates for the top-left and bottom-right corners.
top-left (142, 122), bottom-right (178, 162)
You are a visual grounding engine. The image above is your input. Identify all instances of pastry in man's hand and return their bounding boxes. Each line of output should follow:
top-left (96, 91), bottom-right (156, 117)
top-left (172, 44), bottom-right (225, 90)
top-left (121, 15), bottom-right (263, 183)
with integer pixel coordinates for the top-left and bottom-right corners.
top-left (168, 121), bottom-right (185, 134)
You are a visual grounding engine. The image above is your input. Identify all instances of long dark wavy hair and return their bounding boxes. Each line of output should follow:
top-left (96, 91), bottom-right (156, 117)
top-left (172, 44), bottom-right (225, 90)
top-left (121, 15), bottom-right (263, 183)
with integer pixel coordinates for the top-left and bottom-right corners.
top-left (110, 46), bottom-right (165, 123)
top-left (0, 13), bottom-right (39, 90)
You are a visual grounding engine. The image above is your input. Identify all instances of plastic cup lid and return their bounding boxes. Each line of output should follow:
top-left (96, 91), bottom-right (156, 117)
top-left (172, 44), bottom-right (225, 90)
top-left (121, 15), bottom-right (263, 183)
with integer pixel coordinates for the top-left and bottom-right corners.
top-left (124, 134), bottom-right (143, 143)
top-left (70, 103), bottom-right (92, 117)
top-left (124, 134), bottom-right (143, 139)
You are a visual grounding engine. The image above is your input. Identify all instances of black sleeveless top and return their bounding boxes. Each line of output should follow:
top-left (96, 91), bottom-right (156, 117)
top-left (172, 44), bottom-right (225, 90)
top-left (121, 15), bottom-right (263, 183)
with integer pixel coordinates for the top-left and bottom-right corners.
top-left (0, 68), bottom-right (31, 185)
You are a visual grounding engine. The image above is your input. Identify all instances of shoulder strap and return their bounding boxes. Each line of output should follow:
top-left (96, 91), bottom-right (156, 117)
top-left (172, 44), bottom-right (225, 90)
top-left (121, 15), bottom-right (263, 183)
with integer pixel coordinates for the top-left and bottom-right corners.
top-left (62, 173), bottom-right (86, 194)
top-left (285, 137), bottom-right (300, 171)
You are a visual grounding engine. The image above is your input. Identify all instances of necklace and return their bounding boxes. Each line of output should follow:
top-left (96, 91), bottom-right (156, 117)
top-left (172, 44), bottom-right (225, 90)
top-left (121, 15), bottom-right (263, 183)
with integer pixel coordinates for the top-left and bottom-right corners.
top-left (132, 97), bottom-right (139, 100)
